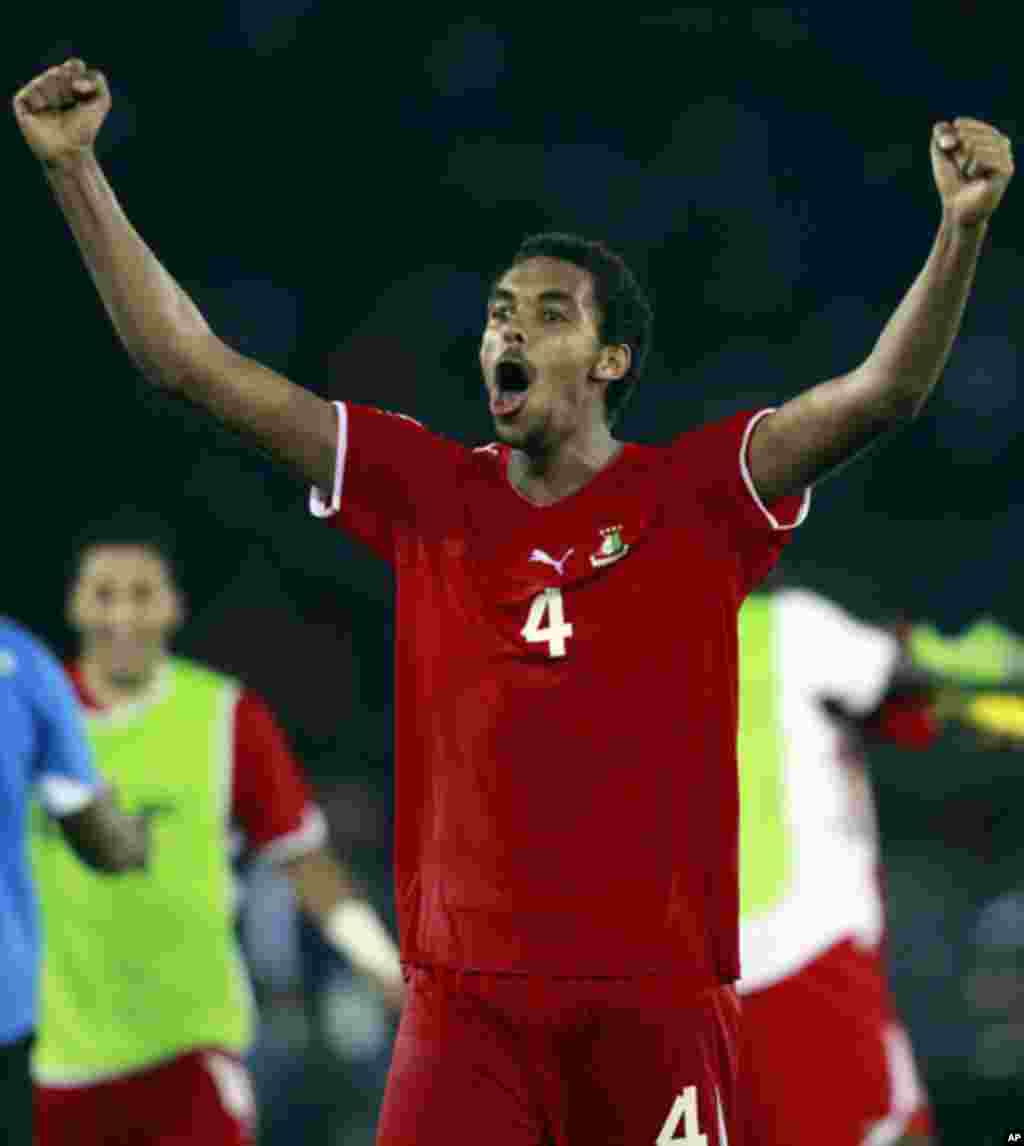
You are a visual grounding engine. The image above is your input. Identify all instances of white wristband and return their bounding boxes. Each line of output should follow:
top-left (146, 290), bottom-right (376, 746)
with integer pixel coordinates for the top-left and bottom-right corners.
top-left (325, 899), bottom-right (402, 984)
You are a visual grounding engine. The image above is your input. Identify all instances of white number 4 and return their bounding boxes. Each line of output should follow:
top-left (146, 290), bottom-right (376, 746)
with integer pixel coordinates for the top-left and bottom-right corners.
top-left (521, 587), bottom-right (573, 658)
top-left (656, 1086), bottom-right (708, 1146)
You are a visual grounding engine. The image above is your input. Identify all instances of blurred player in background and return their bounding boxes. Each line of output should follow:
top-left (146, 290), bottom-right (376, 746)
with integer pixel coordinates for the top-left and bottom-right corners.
top-left (14, 58), bottom-right (1014, 1145)
top-left (737, 587), bottom-right (937, 1146)
top-left (0, 617), bottom-right (149, 1145)
top-left (737, 595), bottom-right (1024, 1146)
top-left (910, 617), bottom-right (1024, 740)
top-left (30, 518), bottom-right (402, 1146)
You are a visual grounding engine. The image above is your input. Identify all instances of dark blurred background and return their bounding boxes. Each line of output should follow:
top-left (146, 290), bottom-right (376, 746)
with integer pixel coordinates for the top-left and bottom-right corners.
top-left (6, 7), bottom-right (1024, 1143)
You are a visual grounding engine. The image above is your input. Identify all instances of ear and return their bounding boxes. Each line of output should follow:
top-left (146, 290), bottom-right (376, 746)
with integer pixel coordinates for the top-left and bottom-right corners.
top-left (66, 581), bottom-right (84, 633)
top-left (589, 344), bottom-right (631, 383)
top-left (169, 585), bottom-right (188, 632)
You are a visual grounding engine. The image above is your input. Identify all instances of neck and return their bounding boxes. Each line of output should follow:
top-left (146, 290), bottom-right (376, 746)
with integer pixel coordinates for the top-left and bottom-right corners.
top-left (80, 655), bottom-right (163, 709)
top-left (508, 421), bottom-right (623, 507)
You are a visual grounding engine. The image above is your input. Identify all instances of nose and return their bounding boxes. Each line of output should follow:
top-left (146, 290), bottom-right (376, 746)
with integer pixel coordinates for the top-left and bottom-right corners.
top-left (105, 599), bottom-right (141, 629)
top-left (501, 325), bottom-right (526, 347)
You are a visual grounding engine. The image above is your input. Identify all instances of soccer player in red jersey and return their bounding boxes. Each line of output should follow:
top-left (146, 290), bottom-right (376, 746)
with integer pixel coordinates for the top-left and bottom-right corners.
top-left (15, 59), bottom-right (1014, 1144)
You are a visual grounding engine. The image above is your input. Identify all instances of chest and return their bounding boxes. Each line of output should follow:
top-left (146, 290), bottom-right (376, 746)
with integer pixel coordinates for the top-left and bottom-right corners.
top-left (397, 471), bottom-right (739, 668)
top-left (86, 698), bottom-right (226, 820)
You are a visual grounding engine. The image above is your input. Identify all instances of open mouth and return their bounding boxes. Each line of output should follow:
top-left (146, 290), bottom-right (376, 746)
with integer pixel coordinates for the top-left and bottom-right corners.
top-left (496, 358), bottom-right (531, 392)
top-left (490, 356), bottom-right (533, 419)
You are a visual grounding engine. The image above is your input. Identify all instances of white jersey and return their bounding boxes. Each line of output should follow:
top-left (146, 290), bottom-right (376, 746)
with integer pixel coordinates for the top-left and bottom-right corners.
top-left (737, 589), bottom-right (900, 993)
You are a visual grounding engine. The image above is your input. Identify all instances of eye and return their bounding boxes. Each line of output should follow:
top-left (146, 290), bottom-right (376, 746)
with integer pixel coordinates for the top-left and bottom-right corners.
top-left (133, 584), bottom-right (153, 604)
top-left (542, 309), bottom-right (567, 322)
top-left (489, 304), bottom-right (510, 321)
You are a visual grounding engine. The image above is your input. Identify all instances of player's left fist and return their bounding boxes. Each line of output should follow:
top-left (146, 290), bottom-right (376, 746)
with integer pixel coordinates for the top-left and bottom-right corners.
top-left (932, 118), bottom-right (1014, 226)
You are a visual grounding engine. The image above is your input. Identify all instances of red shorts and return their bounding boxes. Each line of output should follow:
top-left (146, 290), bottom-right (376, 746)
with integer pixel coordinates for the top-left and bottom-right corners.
top-left (740, 938), bottom-right (934, 1146)
top-left (378, 966), bottom-right (740, 1146)
top-left (34, 1047), bottom-right (255, 1146)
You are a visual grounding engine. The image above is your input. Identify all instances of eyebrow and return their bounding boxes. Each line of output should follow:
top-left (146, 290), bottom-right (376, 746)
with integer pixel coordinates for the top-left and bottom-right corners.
top-left (488, 287), bottom-right (578, 308)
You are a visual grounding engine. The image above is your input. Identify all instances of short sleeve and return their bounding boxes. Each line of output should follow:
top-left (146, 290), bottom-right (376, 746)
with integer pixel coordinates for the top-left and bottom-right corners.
top-left (231, 690), bottom-right (327, 862)
top-left (670, 408), bottom-right (811, 592)
top-left (778, 590), bottom-right (901, 716)
top-left (25, 636), bottom-right (102, 817)
top-left (309, 401), bottom-right (465, 562)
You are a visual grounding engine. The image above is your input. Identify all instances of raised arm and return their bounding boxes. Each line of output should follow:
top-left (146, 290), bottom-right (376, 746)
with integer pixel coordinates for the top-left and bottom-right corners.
top-left (749, 118), bottom-right (1014, 504)
top-left (13, 58), bottom-right (336, 491)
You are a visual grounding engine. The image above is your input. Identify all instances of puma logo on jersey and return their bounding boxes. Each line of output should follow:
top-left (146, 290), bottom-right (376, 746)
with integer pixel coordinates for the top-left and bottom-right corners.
top-left (529, 548), bottom-right (574, 577)
top-left (589, 525), bottom-right (630, 568)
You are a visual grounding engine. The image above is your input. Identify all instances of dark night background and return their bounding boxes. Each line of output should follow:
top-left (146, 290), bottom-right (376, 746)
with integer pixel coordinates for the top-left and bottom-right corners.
top-left (6, 7), bottom-right (1024, 1142)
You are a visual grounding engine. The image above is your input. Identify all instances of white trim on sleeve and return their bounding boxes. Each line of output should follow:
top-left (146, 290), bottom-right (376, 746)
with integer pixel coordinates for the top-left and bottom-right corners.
top-left (739, 408), bottom-right (812, 531)
top-left (257, 804), bottom-right (328, 864)
top-left (309, 401), bottom-right (348, 519)
top-left (38, 775), bottom-right (100, 818)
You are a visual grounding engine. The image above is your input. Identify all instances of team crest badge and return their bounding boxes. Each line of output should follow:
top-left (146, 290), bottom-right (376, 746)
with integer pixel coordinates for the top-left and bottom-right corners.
top-left (589, 525), bottom-right (630, 568)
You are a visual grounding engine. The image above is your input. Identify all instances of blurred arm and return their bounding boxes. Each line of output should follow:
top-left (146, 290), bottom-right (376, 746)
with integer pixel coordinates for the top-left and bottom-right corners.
top-left (855, 657), bottom-right (941, 750)
top-left (282, 846), bottom-right (404, 1010)
top-left (44, 152), bottom-right (337, 490)
top-left (57, 786), bottom-right (149, 873)
top-left (748, 218), bottom-right (987, 504)
top-left (232, 691), bottom-right (404, 1009)
top-left (909, 618), bottom-right (1024, 686)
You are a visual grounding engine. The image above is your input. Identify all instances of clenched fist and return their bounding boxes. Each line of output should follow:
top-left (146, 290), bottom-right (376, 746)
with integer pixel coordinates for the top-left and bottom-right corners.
top-left (932, 117), bottom-right (1014, 226)
top-left (13, 58), bottom-right (110, 167)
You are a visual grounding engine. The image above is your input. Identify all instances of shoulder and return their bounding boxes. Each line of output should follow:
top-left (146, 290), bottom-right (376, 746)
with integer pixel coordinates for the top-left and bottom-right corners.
top-left (776, 587), bottom-right (833, 621)
top-left (169, 655), bottom-right (242, 695)
top-left (777, 588), bottom-right (875, 634)
top-left (349, 404), bottom-right (468, 456)
top-left (0, 616), bottom-right (43, 657)
top-left (0, 618), bottom-right (60, 684)
top-left (463, 440), bottom-right (510, 487)
top-left (669, 409), bottom-right (769, 461)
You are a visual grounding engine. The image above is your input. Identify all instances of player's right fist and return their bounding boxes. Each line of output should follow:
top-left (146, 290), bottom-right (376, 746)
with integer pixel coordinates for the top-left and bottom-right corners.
top-left (13, 59), bottom-right (110, 167)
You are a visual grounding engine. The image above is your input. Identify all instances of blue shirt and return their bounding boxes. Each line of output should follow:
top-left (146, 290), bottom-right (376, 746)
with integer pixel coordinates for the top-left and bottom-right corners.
top-left (0, 619), bottom-right (100, 1044)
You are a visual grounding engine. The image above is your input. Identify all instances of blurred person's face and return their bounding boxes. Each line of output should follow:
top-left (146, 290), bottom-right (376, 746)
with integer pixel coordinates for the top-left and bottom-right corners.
top-left (480, 257), bottom-right (626, 455)
top-left (68, 545), bottom-right (183, 686)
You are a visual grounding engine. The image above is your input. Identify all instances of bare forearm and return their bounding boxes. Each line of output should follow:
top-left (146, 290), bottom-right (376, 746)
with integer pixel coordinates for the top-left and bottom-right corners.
top-left (43, 152), bottom-right (336, 489)
top-left (857, 215), bottom-right (986, 420)
top-left (283, 846), bottom-right (358, 922)
top-left (284, 847), bottom-right (403, 1003)
top-left (59, 789), bottom-right (149, 873)
top-left (750, 216), bottom-right (987, 501)
top-left (45, 151), bottom-right (209, 378)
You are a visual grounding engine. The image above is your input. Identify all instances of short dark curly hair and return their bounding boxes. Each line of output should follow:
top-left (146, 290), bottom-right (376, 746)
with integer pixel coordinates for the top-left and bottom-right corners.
top-left (502, 232), bottom-right (654, 427)
top-left (68, 510), bottom-right (181, 588)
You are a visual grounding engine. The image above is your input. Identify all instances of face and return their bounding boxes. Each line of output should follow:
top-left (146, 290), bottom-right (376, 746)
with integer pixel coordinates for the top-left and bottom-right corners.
top-left (480, 257), bottom-right (618, 454)
top-left (68, 545), bottom-right (183, 685)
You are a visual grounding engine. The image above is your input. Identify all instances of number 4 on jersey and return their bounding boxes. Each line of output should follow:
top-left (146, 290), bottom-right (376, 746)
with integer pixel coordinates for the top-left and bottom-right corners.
top-left (521, 588), bottom-right (573, 658)
top-left (657, 1086), bottom-right (709, 1146)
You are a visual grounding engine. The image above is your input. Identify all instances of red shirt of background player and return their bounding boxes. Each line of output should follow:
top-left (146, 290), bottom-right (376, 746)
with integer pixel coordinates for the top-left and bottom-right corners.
top-left (313, 403), bottom-right (807, 985)
top-left (67, 664), bottom-right (323, 862)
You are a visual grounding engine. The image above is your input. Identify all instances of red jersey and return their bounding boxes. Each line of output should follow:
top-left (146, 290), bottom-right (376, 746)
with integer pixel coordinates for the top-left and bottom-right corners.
top-left (68, 663), bottom-right (325, 861)
top-left (312, 403), bottom-right (807, 982)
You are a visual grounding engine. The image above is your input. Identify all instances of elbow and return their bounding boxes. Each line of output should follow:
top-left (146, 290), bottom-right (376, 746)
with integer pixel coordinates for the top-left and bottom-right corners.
top-left (854, 360), bottom-right (941, 427)
top-left (129, 330), bottom-right (221, 394)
